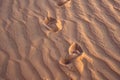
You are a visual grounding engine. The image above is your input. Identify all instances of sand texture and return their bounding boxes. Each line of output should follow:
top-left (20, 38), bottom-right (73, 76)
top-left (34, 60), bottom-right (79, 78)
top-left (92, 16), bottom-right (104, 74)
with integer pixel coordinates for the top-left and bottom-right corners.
top-left (0, 0), bottom-right (120, 80)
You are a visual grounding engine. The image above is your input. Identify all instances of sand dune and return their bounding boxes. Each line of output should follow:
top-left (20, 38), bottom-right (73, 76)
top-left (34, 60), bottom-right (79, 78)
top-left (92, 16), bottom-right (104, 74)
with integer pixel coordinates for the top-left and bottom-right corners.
top-left (0, 0), bottom-right (120, 80)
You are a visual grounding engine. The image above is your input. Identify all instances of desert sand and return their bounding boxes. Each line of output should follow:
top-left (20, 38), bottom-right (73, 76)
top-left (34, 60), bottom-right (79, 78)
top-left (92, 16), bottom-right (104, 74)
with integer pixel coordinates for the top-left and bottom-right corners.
top-left (0, 0), bottom-right (120, 80)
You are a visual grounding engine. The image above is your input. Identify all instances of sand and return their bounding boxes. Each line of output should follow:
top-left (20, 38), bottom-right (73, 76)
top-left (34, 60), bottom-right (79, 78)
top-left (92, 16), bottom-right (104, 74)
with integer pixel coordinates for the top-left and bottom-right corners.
top-left (0, 0), bottom-right (120, 80)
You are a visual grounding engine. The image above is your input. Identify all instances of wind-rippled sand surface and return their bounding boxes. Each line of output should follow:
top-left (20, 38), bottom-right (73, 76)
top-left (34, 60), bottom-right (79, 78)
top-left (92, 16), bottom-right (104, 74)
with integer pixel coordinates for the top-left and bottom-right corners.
top-left (0, 0), bottom-right (120, 80)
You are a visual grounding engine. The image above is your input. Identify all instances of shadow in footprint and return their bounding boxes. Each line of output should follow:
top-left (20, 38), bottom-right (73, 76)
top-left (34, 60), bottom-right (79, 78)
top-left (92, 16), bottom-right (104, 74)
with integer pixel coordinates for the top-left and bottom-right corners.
top-left (44, 17), bottom-right (59, 32)
top-left (60, 57), bottom-right (72, 66)
top-left (57, 0), bottom-right (70, 6)
top-left (45, 17), bottom-right (57, 25)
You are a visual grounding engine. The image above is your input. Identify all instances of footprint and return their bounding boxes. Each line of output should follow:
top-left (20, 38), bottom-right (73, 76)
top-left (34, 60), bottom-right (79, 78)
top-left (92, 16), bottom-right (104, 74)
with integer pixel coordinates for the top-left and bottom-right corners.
top-left (60, 43), bottom-right (83, 65)
top-left (44, 17), bottom-right (62, 32)
top-left (57, 0), bottom-right (70, 6)
top-left (44, 17), bottom-right (57, 25)
top-left (69, 43), bottom-right (83, 56)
